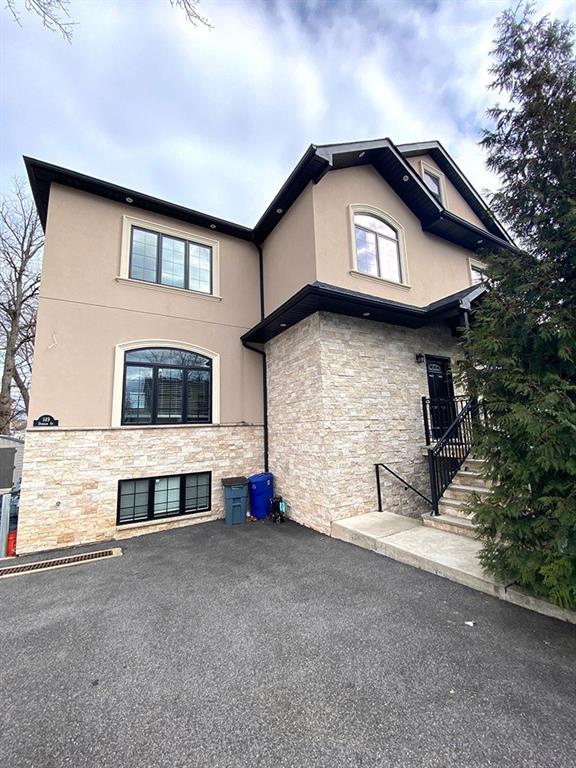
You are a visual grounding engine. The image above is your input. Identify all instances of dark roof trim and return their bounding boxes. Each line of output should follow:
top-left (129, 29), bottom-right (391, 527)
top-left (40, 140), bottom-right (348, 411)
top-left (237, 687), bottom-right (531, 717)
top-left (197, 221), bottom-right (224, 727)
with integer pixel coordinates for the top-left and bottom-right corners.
top-left (251, 138), bottom-right (514, 253)
top-left (24, 157), bottom-right (254, 241)
top-left (25, 138), bottom-right (515, 254)
top-left (397, 140), bottom-right (511, 242)
top-left (241, 281), bottom-right (484, 345)
top-left (252, 145), bottom-right (329, 243)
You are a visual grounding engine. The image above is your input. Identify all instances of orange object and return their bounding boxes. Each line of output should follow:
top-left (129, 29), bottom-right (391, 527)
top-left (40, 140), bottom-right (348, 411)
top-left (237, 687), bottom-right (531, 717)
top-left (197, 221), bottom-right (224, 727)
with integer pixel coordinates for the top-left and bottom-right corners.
top-left (7, 530), bottom-right (17, 557)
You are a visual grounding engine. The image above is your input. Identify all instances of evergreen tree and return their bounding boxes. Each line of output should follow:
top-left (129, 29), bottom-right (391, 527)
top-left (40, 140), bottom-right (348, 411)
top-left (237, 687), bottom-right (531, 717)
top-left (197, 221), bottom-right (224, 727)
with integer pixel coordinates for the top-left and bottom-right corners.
top-left (461, 5), bottom-right (576, 608)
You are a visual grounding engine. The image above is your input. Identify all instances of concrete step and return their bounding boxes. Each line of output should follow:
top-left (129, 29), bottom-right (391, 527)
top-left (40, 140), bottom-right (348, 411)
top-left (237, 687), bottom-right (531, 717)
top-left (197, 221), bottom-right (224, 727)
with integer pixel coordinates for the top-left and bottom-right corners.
top-left (332, 513), bottom-right (501, 597)
top-left (443, 483), bottom-right (490, 502)
top-left (422, 512), bottom-right (477, 539)
top-left (331, 511), bottom-right (576, 624)
top-left (438, 497), bottom-right (473, 519)
top-left (451, 470), bottom-right (492, 489)
top-left (461, 457), bottom-right (486, 472)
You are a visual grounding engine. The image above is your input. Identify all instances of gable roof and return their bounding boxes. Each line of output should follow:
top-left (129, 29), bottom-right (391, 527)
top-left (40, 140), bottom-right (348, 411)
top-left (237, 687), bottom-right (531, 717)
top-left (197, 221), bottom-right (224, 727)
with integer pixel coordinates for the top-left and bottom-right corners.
top-left (253, 138), bottom-right (514, 251)
top-left (397, 140), bottom-right (509, 240)
top-left (24, 137), bottom-right (515, 254)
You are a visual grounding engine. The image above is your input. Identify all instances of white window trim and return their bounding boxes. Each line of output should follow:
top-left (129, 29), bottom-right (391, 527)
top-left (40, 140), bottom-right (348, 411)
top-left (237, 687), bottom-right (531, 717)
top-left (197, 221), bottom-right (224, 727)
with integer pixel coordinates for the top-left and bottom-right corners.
top-left (119, 215), bottom-right (221, 298)
top-left (111, 339), bottom-right (221, 428)
top-left (469, 257), bottom-right (487, 286)
top-left (348, 204), bottom-right (410, 288)
top-left (419, 160), bottom-right (448, 206)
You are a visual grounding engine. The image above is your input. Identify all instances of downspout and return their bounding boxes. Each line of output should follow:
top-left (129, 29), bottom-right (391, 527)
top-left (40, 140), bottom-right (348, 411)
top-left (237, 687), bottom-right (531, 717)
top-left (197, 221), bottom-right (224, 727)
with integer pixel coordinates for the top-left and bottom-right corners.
top-left (242, 243), bottom-right (269, 472)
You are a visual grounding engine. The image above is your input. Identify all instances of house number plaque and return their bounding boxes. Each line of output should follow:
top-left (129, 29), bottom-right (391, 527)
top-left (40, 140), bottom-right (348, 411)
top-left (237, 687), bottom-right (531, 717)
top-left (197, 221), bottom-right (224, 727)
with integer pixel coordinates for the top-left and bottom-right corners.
top-left (33, 414), bottom-right (59, 427)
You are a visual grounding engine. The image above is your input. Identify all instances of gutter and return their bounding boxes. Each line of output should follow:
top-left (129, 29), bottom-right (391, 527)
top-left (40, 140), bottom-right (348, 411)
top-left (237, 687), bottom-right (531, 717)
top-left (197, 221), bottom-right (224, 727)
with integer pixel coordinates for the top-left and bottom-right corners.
top-left (242, 242), bottom-right (269, 472)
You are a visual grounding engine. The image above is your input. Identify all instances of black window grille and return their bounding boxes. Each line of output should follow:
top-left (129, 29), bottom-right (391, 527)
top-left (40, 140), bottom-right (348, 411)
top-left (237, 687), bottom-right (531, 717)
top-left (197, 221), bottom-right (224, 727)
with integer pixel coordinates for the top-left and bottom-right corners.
top-left (117, 472), bottom-right (211, 525)
top-left (122, 347), bottom-right (212, 425)
top-left (129, 226), bottom-right (212, 294)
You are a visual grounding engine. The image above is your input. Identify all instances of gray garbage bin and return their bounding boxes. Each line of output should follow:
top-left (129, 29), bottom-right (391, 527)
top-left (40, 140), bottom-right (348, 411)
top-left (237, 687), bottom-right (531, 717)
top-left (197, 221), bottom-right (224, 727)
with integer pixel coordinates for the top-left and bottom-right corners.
top-left (221, 476), bottom-right (248, 525)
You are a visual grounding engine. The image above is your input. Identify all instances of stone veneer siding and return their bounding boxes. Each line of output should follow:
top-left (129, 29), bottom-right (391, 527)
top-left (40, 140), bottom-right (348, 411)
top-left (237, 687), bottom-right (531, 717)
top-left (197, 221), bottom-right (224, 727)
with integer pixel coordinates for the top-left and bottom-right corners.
top-left (17, 424), bottom-right (263, 554)
top-left (266, 312), bottom-right (460, 534)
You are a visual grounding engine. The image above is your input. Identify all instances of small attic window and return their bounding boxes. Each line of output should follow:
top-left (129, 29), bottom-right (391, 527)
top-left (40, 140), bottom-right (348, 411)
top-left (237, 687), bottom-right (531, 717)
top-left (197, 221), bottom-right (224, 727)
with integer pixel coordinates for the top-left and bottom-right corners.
top-left (420, 161), bottom-right (446, 204)
top-left (423, 170), bottom-right (441, 199)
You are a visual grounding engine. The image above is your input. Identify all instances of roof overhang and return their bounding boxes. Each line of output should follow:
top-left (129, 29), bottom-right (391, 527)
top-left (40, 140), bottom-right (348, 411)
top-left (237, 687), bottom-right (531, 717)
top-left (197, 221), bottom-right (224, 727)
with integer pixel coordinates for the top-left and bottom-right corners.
top-left (24, 138), bottom-right (515, 255)
top-left (397, 140), bottom-right (511, 243)
top-left (253, 139), bottom-right (515, 253)
top-left (242, 282), bottom-right (485, 345)
top-left (24, 157), bottom-right (254, 241)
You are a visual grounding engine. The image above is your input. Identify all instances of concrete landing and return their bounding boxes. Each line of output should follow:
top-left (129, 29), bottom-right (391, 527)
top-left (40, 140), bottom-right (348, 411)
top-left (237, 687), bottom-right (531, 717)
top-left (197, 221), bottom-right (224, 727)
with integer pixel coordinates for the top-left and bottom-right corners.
top-left (331, 512), bottom-right (576, 625)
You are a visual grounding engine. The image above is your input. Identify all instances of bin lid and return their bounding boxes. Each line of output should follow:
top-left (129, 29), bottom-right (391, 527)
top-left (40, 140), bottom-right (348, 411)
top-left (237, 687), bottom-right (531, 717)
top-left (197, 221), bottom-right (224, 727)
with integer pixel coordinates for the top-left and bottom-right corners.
top-left (221, 476), bottom-right (248, 486)
top-left (247, 472), bottom-right (273, 484)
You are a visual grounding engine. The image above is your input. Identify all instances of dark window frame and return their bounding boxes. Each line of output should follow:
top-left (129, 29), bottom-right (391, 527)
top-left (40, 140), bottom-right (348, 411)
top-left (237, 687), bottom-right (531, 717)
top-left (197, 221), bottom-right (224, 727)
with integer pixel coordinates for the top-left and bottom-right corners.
top-left (117, 471), bottom-right (212, 526)
top-left (129, 225), bottom-right (213, 295)
top-left (422, 168), bottom-right (443, 202)
top-left (121, 347), bottom-right (213, 426)
top-left (354, 214), bottom-right (403, 283)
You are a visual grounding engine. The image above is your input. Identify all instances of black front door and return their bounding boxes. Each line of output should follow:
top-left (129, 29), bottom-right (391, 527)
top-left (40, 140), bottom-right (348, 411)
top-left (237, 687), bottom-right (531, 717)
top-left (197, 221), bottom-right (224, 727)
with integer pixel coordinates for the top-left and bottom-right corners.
top-left (426, 356), bottom-right (455, 439)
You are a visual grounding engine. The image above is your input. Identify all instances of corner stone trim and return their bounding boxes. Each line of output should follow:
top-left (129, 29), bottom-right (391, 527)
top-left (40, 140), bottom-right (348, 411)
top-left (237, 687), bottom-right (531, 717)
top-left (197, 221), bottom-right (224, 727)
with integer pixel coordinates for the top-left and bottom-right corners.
top-left (266, 311), bottom-right (460, 534)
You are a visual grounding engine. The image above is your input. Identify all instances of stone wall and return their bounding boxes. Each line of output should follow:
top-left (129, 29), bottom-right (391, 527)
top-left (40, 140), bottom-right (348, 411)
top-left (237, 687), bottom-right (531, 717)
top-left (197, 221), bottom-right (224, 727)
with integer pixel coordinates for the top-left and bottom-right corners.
top-left (17, 424), bottom-right (263, 554)
top-left (266, 312), bottom-right (460, 534)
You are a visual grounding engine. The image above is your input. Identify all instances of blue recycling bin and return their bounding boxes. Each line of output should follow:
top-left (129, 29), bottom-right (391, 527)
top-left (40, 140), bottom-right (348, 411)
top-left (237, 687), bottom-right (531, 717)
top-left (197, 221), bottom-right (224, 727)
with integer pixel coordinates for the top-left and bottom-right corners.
top-left (222, 477), bottom-right (248, 525)
top-left (248, 472), bottom-right (274, 520)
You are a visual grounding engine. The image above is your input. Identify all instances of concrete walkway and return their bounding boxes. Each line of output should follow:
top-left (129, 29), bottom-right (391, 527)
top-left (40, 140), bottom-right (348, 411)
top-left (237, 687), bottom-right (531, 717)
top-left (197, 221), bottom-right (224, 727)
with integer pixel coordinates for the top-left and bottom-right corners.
top-left (331, 511), bottom-right (576, 625)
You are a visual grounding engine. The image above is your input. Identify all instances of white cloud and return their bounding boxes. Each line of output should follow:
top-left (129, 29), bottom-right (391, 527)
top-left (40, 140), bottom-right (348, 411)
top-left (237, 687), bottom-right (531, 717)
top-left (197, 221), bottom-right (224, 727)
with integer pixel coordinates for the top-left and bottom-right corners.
top-left (0, 0), bottom-right (574, 223)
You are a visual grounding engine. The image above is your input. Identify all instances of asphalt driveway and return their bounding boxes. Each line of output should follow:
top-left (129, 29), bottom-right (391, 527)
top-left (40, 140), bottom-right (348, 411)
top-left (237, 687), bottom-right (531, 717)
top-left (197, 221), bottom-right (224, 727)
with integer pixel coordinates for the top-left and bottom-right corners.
top-left (1, 520), bottom-right (575, 768)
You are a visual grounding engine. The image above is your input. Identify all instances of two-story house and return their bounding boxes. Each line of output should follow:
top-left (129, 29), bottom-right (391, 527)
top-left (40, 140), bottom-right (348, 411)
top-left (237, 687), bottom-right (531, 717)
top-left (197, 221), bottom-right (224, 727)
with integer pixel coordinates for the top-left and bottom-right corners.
top-left (17, 138), bottom-right (513, 554)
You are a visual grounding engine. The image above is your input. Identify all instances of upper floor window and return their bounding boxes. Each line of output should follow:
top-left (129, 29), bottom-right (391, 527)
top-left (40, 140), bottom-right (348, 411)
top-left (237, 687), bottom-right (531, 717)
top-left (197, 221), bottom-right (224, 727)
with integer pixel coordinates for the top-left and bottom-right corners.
top-left (470, 262), bottom-right (486, 285)
top-left (130, 226), bottom-right (212, 294)
top-left (354, 213), bottom-right (403, 284)
top-left (122, 347), bottom-right (212, 425)
top-left (423, 170), bottom-right (442, 201)
top-left (420, 162), bottom-right (446, 204)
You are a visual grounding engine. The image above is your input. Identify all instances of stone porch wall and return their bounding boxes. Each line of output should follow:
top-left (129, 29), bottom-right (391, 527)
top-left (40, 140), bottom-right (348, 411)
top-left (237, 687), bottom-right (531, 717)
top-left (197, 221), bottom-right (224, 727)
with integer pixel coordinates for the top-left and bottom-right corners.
top-left (17, 424), bottom-right (263, 554)
top-left (266, 312), bottom-right (460, 534)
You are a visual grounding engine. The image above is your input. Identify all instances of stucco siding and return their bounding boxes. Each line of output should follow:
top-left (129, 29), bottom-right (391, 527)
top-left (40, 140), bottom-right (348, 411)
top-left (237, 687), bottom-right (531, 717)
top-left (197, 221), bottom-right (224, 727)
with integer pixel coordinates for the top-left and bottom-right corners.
top-left (313, 166), bottom-right (477, 307)
top-left (261, 182), bottom-right (317, 315)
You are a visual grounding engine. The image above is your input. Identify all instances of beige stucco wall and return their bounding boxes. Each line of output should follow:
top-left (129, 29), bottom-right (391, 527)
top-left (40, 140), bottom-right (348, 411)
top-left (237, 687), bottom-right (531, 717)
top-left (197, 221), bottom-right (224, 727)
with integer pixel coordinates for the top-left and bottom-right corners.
top-left (405, 154), bottom-right (488, 230)
top-left (29, 185), bottom-right (263, 428)
top-left (17, 424), bottom-right (263, 554)
top-left (266, 312), bottom-right (460, 535)
top-left (262, 182), bottom-right (317, 315)
top-left (313, 166), bottom-right (477, 307)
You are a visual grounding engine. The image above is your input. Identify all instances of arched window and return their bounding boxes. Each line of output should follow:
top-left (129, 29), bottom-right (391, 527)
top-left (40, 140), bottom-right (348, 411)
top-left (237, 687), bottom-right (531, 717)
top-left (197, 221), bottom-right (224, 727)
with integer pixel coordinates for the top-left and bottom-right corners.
top-left (354, 213), bottom-right (403, 283)
top-left (122, 347), bottom-right (212, 425)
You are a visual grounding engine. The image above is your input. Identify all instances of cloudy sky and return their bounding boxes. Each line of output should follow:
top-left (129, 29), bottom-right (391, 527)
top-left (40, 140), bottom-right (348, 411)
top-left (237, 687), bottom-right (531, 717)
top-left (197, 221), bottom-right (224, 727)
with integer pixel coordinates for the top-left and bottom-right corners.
top-left (1, 0), bottom-right (573, 226)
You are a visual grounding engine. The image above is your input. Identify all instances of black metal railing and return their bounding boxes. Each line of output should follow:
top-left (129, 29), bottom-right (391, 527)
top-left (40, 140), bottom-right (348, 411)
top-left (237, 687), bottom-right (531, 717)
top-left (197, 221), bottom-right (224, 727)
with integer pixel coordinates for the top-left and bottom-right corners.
top-left (421, 395), bottom-right (470, 445)
top-left (427, 398), bottom-right (479, 515)
top-left (375, 463), bottom-right (432, 511)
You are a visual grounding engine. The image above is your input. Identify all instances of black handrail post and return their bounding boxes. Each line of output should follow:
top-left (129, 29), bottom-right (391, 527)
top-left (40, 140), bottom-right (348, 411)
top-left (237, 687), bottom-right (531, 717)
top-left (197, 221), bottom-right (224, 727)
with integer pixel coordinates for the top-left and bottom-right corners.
top-left (422, 396), bottom-right (431, 446)
top-left (427, 449), bottom-right (439, 515)
top-left (375, 462), bottom-right (432, 506)
top-left (375, 464), bottom-right (382, 512)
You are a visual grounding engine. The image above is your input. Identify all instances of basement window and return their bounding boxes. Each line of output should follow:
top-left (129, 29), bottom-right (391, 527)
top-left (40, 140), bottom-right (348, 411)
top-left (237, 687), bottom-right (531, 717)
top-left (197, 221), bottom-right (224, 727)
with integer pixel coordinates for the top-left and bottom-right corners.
top-left (117, 471), bottom-right (211, 525)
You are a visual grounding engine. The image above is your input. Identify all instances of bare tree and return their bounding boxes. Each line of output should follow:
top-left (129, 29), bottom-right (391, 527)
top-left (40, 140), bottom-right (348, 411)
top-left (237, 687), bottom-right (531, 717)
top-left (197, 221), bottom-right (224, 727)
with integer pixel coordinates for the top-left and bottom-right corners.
top-left (170, 0), bottom-right (212, 28)
top-left (0, 180), bottom-right (43, 434)
top-left (5, 0), bottom-right (75, 42)
top-left (5, 0), bottom-right (210, 42)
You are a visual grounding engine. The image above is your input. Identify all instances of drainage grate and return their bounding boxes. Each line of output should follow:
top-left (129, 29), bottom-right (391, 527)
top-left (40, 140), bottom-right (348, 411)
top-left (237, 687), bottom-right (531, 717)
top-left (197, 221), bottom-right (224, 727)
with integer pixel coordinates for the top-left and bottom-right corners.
top-left (0, 548), bottom-right (122, 578)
